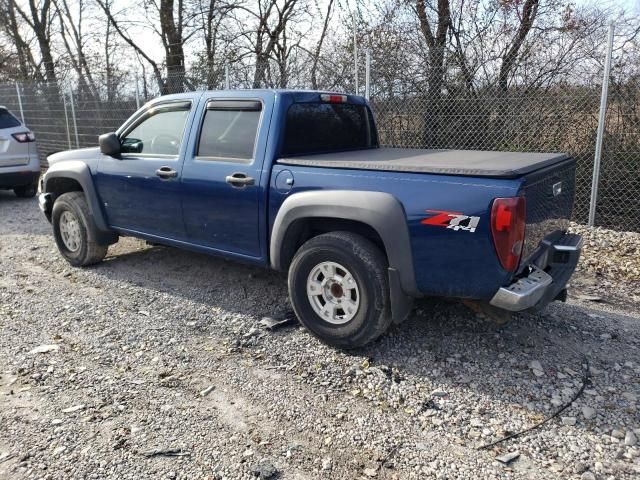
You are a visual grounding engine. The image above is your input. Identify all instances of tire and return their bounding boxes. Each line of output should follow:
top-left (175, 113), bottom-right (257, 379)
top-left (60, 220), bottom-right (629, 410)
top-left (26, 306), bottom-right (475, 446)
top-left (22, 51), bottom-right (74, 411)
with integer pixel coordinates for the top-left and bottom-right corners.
top-left (14, 180), bottom-right (38, 198)
top-left (52, 192), bottom-right (108, 267)
top-left (288, 231), bottom-right (392, 349)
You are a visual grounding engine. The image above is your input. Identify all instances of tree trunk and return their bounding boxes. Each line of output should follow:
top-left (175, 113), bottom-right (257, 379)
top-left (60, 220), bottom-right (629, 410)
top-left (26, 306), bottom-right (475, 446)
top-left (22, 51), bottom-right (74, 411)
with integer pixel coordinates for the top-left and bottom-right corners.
top-left (160, 0), bottom-right (186, 93)
top-left (28, 0), bottom-right (57, 84)
top-left (415, 0), bottom-right (451, 147)
top-left (3, 1), bottom-right (36, 80)
top-left (498, 0), bottom-right (540, 92)
top-left (310, 0), bottom-right (334, 90)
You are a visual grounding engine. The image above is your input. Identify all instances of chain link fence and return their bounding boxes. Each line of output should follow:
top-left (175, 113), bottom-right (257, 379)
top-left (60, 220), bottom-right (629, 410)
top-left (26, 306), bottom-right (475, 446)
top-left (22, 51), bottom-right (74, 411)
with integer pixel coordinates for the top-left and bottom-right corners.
top-left (370, 88), bottom-right (606, 226)
top-left (597, 82), bottom-right (640, 231)
top-left (0, 47), bottom-right (638, 232)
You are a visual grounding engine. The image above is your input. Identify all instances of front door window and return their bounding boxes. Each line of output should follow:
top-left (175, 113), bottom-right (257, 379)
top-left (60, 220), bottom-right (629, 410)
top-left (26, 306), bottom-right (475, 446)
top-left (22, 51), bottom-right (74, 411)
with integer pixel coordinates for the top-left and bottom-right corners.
top-left (121, 103), bottom-right (191, 156)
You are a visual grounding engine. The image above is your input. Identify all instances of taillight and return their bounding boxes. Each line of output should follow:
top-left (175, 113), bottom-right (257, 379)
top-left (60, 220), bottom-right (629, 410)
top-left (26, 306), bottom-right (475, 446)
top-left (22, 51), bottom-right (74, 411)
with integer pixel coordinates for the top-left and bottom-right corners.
top-left (12, 132), bottom-right (35, 143)
top-left (320, 94), bottom-right (347, 103)
top-left (491, 196), bottom-right (526, 272)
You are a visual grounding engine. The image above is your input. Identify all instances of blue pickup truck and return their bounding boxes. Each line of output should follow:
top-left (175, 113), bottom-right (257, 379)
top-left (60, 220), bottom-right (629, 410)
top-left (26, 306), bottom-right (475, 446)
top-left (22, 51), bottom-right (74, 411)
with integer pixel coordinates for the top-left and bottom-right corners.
top-left (39, 90), bottom-right (582, 348)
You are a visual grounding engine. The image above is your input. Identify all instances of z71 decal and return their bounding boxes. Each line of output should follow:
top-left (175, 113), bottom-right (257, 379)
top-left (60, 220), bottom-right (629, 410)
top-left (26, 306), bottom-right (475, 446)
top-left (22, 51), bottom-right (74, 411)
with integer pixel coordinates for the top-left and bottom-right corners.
top-left (421, 210), bottom-right (480, 233)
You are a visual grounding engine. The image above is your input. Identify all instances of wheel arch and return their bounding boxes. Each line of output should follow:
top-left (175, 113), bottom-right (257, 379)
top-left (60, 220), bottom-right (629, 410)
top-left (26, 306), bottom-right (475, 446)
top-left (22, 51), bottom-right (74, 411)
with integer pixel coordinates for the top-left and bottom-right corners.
top-left (276, 216), bottom-right (385, 270)
top-left (45, 176), bottom-right (83, 197)
top-left (270, 190), bottom-right (418, 298)
top-left (43, 161), bottom-right (117, 245)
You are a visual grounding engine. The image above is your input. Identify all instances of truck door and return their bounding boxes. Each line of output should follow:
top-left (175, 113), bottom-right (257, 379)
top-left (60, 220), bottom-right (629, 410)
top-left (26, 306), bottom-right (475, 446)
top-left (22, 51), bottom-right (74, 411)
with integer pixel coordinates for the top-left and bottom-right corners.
top-left (181, 97), bottom-right (267, 258)
top-left (95, 100), bottom-right (193, 239)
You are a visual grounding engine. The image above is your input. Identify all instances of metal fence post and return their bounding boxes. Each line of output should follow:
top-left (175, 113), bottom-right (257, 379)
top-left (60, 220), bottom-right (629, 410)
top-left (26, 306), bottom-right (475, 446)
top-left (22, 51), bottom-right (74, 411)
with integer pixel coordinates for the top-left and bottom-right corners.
top-left (15, 83), bottom-right (25, 123)
top-left (225, 63), bottom-right (230, 90)
top-left (62, 92), bottom-right (72, 149)
top-left (588, 21), bottom-right (615, 227)
top-left (135, 74), bottom-right (141, 109)
top-left (353, 13), bottom-right (358, 95)
top-left (68, 89), bottom-right (80, 148)
top-left (365, 50), bottom-right (371, 100)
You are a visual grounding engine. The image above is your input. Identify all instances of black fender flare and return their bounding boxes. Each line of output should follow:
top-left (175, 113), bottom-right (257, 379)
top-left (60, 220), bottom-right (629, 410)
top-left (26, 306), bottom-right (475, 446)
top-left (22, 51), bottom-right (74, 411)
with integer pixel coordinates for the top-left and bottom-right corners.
top-left (270, 190), bottom-right (418, 323)
top-left (43, 161), bottom-right (117, 245)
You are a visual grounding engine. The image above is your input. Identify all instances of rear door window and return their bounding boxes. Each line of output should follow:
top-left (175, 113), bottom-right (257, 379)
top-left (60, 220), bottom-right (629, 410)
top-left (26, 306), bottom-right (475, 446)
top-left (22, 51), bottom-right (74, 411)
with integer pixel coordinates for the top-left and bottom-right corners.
top-left (282, 103), bottom-right (377, 156)
top-left (197, 100), bottom-right (262, 162)
top-left (0, 109), bottom-right (21, 129)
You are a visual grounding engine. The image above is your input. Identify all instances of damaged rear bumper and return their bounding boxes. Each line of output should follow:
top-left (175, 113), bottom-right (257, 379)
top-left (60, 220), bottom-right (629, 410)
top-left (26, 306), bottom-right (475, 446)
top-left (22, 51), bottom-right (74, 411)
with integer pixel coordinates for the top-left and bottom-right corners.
top-left (490, 233), bottom-right (582, 312)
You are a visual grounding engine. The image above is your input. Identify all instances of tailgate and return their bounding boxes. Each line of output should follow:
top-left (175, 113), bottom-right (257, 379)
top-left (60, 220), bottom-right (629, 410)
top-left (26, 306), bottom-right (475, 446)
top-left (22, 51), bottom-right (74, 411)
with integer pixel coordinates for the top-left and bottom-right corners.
top-left (520, 157), bottom-right (576, 261)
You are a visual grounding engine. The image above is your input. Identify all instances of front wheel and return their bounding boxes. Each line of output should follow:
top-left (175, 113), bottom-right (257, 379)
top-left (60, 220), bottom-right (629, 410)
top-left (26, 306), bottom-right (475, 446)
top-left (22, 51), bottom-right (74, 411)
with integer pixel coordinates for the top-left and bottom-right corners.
top-left (288, 231), bottom-right (391, 349)
top-left (52, 192), bottom-right (108, 267)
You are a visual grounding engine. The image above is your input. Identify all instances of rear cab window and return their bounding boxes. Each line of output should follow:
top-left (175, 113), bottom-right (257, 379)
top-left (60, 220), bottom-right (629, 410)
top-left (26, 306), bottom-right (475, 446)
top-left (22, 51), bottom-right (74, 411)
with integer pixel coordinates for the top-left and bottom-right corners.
top-left (0, 109), bottom-right (21, 129)
top-left (281, 102), bottom-right (378, 156)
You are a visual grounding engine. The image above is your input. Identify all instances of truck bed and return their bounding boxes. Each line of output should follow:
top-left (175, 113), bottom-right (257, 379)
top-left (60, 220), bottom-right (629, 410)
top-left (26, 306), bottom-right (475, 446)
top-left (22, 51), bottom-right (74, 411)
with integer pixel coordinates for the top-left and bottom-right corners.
top-left (278, 148), bottom-right (570, 179)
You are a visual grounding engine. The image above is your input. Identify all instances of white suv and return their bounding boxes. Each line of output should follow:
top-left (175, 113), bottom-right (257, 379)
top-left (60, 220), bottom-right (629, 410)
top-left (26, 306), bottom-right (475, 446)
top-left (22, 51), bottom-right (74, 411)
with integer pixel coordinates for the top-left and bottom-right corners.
top-left (0, 106), bottom-right (40, 197)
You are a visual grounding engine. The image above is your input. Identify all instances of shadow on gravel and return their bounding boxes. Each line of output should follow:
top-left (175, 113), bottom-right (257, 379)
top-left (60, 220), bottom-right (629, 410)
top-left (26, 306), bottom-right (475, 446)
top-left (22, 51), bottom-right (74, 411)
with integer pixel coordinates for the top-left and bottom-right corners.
top-left (89, 237), bottom-right (640, 441)
top-left (0, 189), bottom-right (28, 204)
top-left (93, 241), bottom-right (290, 321)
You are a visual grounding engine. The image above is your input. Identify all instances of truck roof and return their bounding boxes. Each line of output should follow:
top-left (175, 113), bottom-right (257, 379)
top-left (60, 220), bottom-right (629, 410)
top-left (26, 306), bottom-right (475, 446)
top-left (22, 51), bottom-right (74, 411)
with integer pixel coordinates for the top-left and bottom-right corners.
top-left (150, 89), bottom-right (367, 104)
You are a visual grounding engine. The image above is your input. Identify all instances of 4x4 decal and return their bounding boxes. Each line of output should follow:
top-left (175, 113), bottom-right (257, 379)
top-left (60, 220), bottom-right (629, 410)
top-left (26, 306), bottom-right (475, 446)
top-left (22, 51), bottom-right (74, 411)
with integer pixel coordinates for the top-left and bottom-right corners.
top-left (421, 210), bottom-right (480, 233)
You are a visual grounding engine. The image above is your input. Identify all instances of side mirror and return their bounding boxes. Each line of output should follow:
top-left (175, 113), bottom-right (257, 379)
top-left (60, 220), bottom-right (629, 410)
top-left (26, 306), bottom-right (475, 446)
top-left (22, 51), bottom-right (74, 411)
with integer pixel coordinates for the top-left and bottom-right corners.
top-left (99, 132), bottom-right (121, 157)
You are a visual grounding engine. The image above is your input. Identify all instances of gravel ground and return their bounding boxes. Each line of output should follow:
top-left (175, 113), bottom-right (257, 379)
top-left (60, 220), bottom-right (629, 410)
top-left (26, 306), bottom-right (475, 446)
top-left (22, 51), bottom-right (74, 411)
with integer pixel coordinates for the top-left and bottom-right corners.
top-left (568, 224), bottom-right (640, 310)
top-left (1, 191), bottom-right (639, 480)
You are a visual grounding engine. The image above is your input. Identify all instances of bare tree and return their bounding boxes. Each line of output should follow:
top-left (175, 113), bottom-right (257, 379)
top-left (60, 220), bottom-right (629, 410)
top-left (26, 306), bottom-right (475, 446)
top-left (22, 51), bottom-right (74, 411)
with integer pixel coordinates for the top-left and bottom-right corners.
top-left (159, 0), bottom-right (187, 92)
top-left (192, 0), bottom-right (239, 89)
top-left (309, 0), bottom-right (334, 89)
top-left (103, 0), bottom-right (116, 101)
top-left (270, 2), bottom-right (310, 88)
top-left (415, 0), bottom-right (451, 97)
top-left (498, 0), bottom-right (540, 92)
top-left (0, 0), bottom-right (39, 80)
top-left (240, 0), bottom-right (300, 88)
top-left (11, 0), bottom-right (58, 84)
top-left (414, 0), bottom-right (451, 145)
top-left (96, 0), bottom-right (164, 93)
top-left (0, 0), bottom-right (636, 102)
top-left (55, 0), bottom-right (99, 98)
top-left (96, 0), bottom-right (192, 93)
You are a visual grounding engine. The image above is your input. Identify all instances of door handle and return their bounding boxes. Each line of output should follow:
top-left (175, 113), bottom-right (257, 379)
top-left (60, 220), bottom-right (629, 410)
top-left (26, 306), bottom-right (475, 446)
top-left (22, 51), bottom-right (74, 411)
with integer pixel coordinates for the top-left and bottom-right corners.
top-left (155, 166), bottom-right (177, 179)
top-left (225, 172), bottom-right (255, 188)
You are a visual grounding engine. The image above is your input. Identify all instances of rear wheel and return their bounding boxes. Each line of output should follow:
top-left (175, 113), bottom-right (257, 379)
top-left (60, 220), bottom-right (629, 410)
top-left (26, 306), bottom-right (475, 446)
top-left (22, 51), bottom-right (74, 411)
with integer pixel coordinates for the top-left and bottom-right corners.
top-left (14, 180), bottom-right (38, 198)
top-left (288, 231), bottom-right (391, 349)
top-left (52, 192), bottom-right (108, 267)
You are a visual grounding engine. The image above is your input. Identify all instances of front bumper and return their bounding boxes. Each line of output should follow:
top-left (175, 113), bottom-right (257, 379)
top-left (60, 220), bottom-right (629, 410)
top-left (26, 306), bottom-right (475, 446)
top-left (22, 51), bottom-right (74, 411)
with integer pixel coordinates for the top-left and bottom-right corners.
top-left (490, 233), bottom-right (583, 312)
top-left (38, 192), bottom-right (52, 211)
top-left (38, 192), bottom-right (53, 221)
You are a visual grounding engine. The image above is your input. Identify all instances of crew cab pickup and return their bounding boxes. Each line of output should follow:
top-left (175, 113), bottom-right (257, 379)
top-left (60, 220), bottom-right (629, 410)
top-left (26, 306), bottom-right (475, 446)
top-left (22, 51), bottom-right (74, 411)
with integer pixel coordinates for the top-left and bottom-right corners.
top-left (39, 90), bottom-right (582, 348)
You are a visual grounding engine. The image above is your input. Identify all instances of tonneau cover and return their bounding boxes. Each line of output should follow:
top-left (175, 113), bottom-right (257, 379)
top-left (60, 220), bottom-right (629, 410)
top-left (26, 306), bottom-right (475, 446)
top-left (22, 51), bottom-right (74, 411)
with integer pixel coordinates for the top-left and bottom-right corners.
top-left (277, 148), bottom-right (570, 178)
